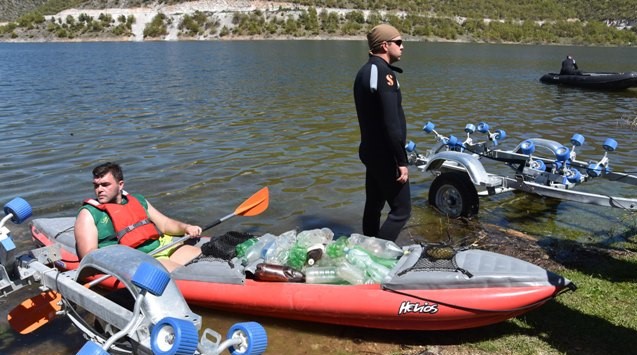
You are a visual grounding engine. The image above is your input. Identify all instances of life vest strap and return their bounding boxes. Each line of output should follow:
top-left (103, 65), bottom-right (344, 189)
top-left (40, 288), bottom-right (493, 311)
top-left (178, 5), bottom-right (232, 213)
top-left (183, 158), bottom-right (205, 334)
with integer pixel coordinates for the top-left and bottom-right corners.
top-left (115, 219), bottom-right (153, 241)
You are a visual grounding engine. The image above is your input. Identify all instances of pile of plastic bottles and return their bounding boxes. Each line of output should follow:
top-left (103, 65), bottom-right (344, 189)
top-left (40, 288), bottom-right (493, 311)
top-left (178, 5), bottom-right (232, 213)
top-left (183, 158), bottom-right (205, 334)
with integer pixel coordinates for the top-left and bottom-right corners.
top-left (234, 228), bottom-right (405, 285)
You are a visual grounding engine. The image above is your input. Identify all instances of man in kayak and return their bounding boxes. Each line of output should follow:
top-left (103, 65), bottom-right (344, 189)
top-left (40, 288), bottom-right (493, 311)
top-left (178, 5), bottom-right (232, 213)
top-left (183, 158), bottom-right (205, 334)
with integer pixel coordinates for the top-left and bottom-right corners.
top-left (74, 162), bottom-right (202, 272)
top-left (560, 55), bottom-right (582, 75)
top-left (353, 24), bottom-right (411, 242)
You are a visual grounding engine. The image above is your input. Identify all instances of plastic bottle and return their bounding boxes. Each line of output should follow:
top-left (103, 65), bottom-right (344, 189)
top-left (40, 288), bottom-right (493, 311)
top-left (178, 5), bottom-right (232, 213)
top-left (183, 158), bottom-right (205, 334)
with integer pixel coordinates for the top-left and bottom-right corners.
top-left (253, 263), bottom-right (305, 282)
top-left (349, 245), bottom-right (399, 269)
top-left (296, 228), bottom-right (334, 247)
top-left (305, 266), bottom-right (344, 284)
top-left (306, 244), bottom-right (325, 266)
top-left (347, 233), bottom-right (404, 259)
top-left (336, 261), bottom-right (365, 285)
top-left (369, 254), bottom-right (399, 269)
top-left (260, 240), bottom-right (276, 259)
top-left (286, 243), bottom-right (308, 270)
top-left (325, 236), bottom-right (348, 258)
top-left (242, 233), bottom-right (276, 265)
top-left (365, 260), bottom-right (392, 283)
top-left (235, 237), bottom-right (258, 258)
top-left (345, 247), bottom-right (375, 269)
top-left (345, 247), bottom-right (391, 283)
top-left (263, 230), bottom-right (297, 265)
top-left (315, 256), bottom-right (345, 267)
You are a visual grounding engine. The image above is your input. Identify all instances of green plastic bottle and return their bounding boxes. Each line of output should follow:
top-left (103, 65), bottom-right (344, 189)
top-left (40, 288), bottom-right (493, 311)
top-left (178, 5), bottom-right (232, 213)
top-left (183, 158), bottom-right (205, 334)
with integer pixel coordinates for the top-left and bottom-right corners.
top-left (286, 243), bottom-right (308, 270)
top-left (325, 236), bottom-right (348, 258)
top-left (235, 237), bottom-right (258, 258)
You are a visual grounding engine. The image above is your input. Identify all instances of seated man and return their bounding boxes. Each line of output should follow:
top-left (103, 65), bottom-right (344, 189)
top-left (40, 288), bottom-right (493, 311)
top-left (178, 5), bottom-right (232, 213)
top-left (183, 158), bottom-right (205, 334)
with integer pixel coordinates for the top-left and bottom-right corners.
top-left (560, 55), bottom-right (582, 75)
top-left (74, 162), bottom-right (202, 272)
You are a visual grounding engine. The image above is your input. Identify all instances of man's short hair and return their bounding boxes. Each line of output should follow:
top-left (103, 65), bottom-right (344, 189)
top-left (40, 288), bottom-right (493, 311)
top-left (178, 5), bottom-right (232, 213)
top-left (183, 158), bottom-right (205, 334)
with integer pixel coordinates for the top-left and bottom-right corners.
top-left (93, 162), bottom-right (124, 181)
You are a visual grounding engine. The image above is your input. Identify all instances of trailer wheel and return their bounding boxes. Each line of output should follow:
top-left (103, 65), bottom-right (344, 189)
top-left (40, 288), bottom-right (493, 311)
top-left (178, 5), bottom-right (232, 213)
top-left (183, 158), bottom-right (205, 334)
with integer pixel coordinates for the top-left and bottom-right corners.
top-left (429, 172), bottom-right (479, 218)
top-left (151, 317), bottom-right (198, 355)
top-left (3, 197), bottom-right (32, 224)
top-left (227, 322), bottom-right (268, 355)
top-left (76, 341), bottom-right (109, 355)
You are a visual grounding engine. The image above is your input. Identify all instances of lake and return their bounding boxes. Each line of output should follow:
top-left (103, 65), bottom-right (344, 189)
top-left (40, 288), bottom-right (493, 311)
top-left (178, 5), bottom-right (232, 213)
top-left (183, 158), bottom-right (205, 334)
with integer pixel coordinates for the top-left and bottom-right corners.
top-left (1, 40), bottom-right (636, 353)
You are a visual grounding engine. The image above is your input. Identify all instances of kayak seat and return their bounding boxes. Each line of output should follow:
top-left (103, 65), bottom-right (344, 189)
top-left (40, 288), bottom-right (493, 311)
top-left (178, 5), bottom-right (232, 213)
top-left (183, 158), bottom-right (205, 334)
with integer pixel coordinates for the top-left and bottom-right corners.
top-left (384, 245), bottom-right (562, 290)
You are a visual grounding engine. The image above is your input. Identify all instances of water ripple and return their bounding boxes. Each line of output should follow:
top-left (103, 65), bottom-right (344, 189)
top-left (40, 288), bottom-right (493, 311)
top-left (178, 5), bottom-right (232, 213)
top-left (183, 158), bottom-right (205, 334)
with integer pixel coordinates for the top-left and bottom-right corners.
top-left (1, 41), bottom-right (636, 241)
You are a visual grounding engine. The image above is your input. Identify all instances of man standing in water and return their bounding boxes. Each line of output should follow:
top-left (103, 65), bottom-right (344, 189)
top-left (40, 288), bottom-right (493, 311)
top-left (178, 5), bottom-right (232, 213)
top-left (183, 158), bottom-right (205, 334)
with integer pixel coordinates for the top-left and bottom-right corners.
top-left (353, 24), bottom-right (411, 242)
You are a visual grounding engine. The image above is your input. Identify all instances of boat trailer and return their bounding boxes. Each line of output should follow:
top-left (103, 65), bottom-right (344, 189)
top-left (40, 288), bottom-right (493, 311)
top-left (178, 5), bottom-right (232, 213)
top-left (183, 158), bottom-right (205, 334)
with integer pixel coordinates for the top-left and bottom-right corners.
top-left (0, 197), bottom-right (268, 355)
top-left (406, 121), bottom-right (637, 218)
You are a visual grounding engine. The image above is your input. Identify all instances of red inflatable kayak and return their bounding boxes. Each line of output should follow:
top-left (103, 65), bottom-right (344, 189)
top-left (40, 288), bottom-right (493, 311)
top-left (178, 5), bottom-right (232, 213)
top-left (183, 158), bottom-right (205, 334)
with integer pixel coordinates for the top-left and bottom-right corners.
top-left (31, 217), bottom-right (574, 331)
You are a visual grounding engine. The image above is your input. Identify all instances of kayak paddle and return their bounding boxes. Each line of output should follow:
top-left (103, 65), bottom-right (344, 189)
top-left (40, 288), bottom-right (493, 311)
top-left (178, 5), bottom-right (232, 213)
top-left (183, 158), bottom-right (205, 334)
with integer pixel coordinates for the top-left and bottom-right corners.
top-left (7, 290), bottom-right (63, 334)
top-left (150, 186), bottom-right (270, 256)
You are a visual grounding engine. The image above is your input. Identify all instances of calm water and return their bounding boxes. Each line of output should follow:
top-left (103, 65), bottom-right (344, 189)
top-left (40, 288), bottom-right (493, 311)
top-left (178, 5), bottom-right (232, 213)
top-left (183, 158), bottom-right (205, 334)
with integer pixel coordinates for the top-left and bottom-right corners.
top-left (1, 41), bottom-right (637, 353)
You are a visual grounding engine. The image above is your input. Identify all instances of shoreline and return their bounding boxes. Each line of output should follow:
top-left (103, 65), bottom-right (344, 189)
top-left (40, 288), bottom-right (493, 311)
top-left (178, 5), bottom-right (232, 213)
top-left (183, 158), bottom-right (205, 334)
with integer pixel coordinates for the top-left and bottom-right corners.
top-left (0, 36), bottom-right (572, 48)
top-left (1, 0), bottom-right (611, 47)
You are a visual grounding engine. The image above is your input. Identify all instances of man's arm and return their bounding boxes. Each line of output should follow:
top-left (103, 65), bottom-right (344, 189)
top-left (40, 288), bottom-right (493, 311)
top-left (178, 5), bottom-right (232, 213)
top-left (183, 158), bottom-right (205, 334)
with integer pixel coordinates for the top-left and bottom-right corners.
top-left (75, 208), bottom-right (99, 259)
top-left (380, 91), bottom-right (407, 162)
top-left (146, 201), bottom-right (202, 237)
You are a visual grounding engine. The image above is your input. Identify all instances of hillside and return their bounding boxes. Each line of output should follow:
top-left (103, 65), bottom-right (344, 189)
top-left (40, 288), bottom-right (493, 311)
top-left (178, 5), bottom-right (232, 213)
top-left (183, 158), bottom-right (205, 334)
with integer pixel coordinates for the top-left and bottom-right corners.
top-left (0, 0), bottom-right (48, 22)
top-left (1, 0), bottom-right (636, 45)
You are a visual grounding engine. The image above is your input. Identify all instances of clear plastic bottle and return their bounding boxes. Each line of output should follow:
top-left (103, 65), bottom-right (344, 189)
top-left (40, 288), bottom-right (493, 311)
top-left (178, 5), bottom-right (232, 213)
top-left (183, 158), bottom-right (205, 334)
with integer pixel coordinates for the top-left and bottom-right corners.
top-left (242, 233), bottom-right (276, 265)
top-left (315, 255), bottom-right (345, 267)
top-left (365, 260), bottom-right (391, 283)
top-left (336, 261), bottom-right (365, 285)
top-left (263, 230), bottom-right (297, 265)
top-left (347, 233), bottom-right (404, 259)
top-left (345, 247), bottom-right (375, 269)
top-left (260, 240), bottom-right (276, 259)
top-left (305, 266), bottom-right (344, 284)
top-left (369, 254), bottom-right (399, 269)
top-left (345, 247), bottom-right (391, 283)
top-left (296, 228), bottom-right (334, 247)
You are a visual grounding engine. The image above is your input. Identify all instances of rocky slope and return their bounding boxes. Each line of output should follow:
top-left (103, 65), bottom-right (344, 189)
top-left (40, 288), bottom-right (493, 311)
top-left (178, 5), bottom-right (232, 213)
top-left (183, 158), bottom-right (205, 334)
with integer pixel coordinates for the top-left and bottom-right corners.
top-left (1, 0), bottom-right (356, 42)
top-left (0, 0), bottom-right (48, 22)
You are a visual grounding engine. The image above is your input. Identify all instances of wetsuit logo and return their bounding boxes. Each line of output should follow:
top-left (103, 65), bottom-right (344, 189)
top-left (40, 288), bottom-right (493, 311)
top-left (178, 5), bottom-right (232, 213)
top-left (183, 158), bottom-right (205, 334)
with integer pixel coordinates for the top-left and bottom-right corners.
top-left (397, 301), bottom-right (439, 315)
top-left (385, 74), bottom-right (395, 86)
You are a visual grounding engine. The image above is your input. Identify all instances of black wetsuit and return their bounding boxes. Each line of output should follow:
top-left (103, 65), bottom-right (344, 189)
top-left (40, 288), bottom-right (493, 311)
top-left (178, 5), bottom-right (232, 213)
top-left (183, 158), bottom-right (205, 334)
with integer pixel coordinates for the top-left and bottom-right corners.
top-left (353, 55), bottom-right (411, 242)
top-left (560, 57), bottom-right (580, 75)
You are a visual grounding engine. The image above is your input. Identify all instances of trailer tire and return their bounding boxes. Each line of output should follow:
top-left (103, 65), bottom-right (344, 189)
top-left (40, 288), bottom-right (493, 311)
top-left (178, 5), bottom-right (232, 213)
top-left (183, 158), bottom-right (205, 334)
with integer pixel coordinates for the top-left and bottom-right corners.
top-left (429, 172), bottom-right (479, 218)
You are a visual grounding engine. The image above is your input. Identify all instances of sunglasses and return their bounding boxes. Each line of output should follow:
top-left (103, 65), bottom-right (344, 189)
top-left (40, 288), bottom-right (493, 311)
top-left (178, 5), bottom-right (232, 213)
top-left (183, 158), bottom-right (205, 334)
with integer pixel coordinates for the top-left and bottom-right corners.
top-left (387, 39), bottom-right (403, 46)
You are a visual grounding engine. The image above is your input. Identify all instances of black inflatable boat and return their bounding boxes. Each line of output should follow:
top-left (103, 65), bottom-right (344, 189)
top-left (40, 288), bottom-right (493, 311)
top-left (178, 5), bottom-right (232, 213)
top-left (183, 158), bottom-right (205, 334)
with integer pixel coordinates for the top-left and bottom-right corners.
top-left (539, 71), bottom-right (637, 90)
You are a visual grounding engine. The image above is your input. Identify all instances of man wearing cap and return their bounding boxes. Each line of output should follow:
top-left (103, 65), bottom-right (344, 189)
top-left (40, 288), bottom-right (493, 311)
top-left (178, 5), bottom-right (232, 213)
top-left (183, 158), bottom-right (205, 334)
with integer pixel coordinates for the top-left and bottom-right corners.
top-left (353, 23), bottom-right (411, 242)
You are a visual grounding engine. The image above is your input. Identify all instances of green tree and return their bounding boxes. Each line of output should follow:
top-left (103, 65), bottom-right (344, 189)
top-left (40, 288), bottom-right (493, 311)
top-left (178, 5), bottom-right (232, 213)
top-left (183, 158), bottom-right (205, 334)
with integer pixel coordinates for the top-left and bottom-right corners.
top-left (299, 7), bottom-right (320, 34)
top-left (144, 13), bottom-right (168, 38)
top-left (319, 10), bottom-right (340, 34)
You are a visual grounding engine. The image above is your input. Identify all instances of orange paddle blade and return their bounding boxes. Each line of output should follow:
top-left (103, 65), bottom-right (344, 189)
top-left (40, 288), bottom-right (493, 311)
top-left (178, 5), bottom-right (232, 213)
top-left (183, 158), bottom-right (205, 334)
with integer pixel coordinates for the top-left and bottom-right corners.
top-left (234, 187), bottom-right (269, 217)
top-left (8, 291), bottom-right (62, 334)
